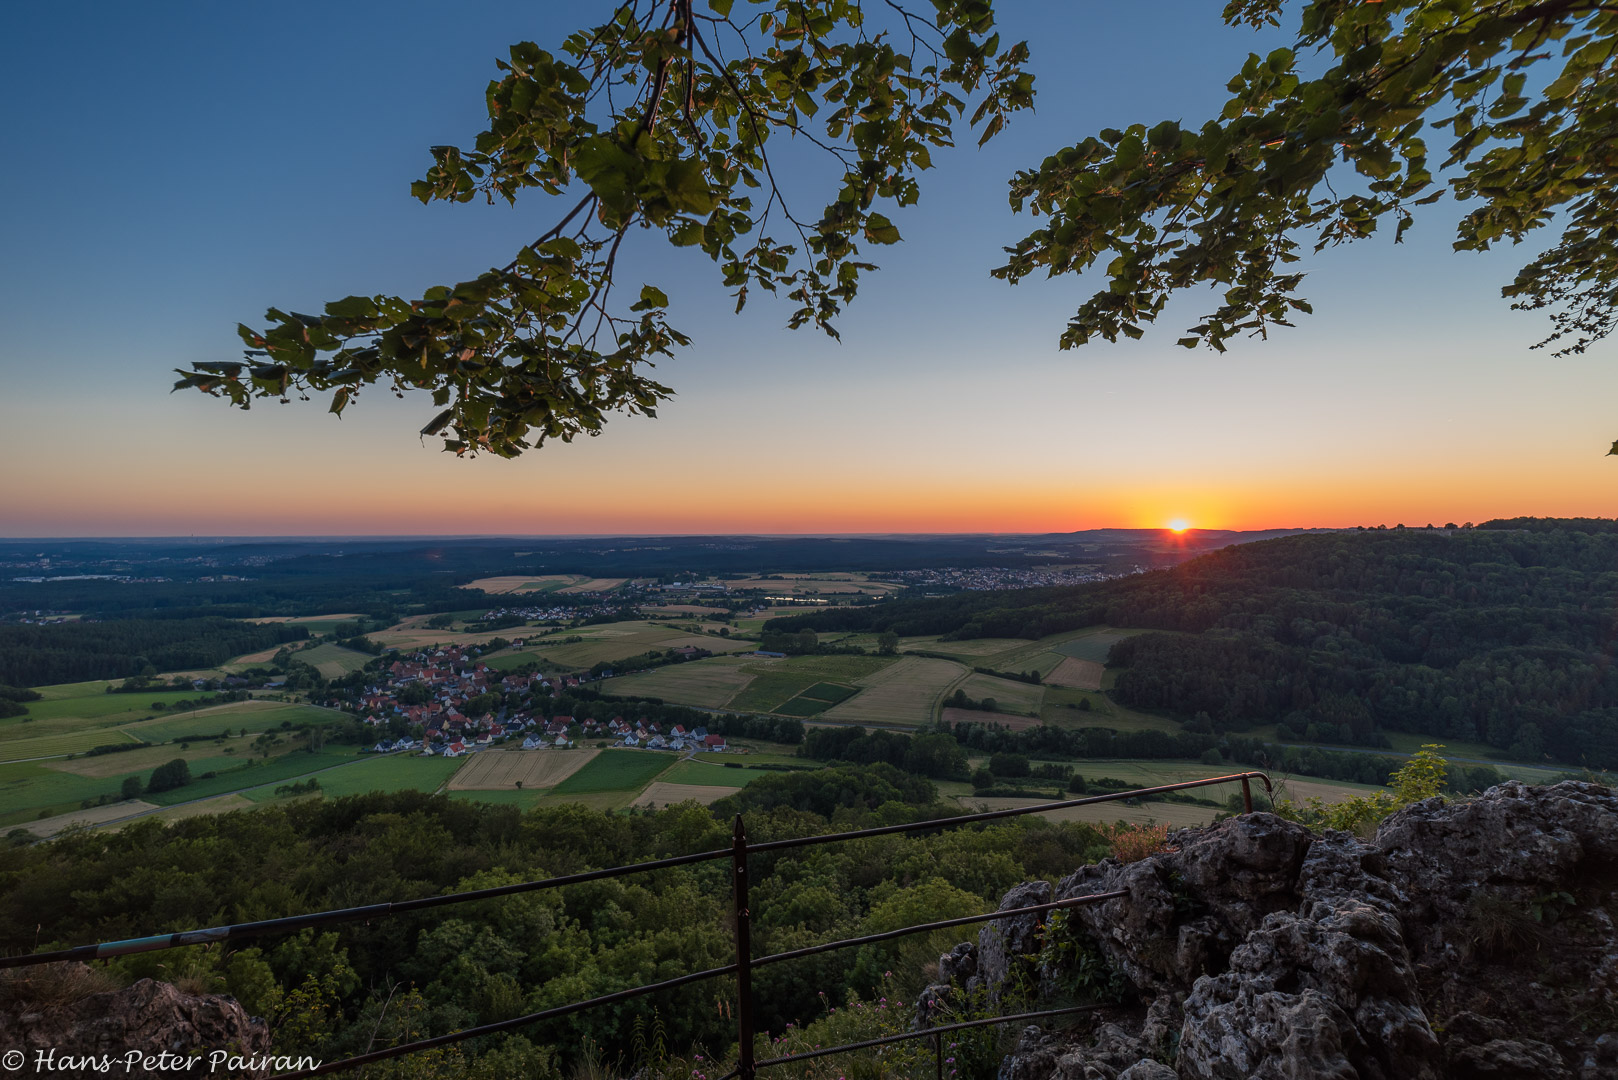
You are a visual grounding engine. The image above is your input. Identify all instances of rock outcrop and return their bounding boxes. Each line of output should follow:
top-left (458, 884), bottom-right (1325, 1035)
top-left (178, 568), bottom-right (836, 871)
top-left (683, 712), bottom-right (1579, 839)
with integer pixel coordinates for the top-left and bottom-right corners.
top-left (0, 967), bottom-right (271, 1077)
top-left (931, 782), bottom-right (1618, 1080)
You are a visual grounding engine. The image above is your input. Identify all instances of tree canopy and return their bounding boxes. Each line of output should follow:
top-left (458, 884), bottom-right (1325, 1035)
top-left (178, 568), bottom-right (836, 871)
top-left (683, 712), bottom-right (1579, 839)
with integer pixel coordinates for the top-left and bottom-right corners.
top-left (175, 0), bottom-right (1618, 452)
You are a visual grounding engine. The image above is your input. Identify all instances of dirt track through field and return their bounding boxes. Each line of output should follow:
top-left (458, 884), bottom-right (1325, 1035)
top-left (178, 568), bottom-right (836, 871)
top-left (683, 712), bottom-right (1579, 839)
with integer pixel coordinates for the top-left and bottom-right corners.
top-left (447, 748), bottom-right (599, 790)
top-left (1045, 657), bottom-right (1105, 690)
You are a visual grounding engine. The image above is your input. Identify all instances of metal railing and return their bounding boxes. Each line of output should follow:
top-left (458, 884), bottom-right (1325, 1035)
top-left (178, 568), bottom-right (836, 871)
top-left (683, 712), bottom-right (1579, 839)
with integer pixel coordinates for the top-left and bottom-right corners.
top-left (0, 771), bottom-right (1273, 1080)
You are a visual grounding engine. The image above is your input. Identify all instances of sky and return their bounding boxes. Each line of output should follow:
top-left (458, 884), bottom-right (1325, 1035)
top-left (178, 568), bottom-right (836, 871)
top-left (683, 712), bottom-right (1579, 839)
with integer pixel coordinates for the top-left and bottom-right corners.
top-left (2, 1), bottom-right (1615, 537)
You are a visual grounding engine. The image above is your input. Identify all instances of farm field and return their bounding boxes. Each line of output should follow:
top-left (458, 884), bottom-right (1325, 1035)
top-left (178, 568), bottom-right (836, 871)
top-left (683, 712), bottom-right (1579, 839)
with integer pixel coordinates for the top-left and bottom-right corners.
top-left (1053, 628), bottom-right (1148, 664)
top-left (958, 795), bottom-right (1219, 829)
top-left (448, 788), bottom-right (549, 808)
top-left (13, 799), bottom-right (162, 839)
top-left (1045, 658), bottom-right (1105, 691)
top-left (0, 728), bottom-right (142, 763)
top-left (150, 750), bottom-right (358, 806)
top-left (3, 682), bottom-right (222, 736)
top-left (599, 656), bottom-right (756, 707)
top-left (293, 643), bottom-right (374, 678)
top-left (550, 749), bottom-right (672, 795)
top-left (481, 620), bottom-right (752, 671)
top-left (118, 701), bottom-right (340, 742)
top-left (1037, 688), bottom-right (1182, 733)
top-left (282, 754), bottom-right (467, 800)
top-left (0, 761), bottom-right (148, 826)
top-left (463, 575), bottom-right (579, 594)
top-left (246, 614), bottom-right (362, 631)
top-left (43, 742), bottom-right (249, 779)
top-left (724, 654), bottom-right (891, 713)
top-left (446, 748), bottom-right (599, 791)
top-left (721, 572), bottom-right (903, 597)
top-left (939, 707), bottom-right (1048, 731)
top-left (142, 794), bottom-right (258, 825)
top-left (957, 673), bottom-right (1044, 715)
top-left (658, 759), bottom-right (757, 786)
top-left (632, 782), bottom-right (737, 808)
top-left (821, 656), bottom-right (966, 726)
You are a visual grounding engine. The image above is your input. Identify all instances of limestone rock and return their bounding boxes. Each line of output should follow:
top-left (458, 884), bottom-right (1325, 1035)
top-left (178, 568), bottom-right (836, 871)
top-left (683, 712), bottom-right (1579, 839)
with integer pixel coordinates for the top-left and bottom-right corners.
top-left (962, 782), bottom-right (1617, 1080)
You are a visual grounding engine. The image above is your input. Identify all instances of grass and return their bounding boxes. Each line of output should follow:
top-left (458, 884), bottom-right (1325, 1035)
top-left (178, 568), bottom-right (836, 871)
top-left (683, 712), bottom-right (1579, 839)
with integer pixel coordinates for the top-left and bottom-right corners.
top-left (726, 655), bottom-right (897, 713)
top-left (265, 754), bottom-right (465, 800)
top-left (1052, 628), bottom-right (1148, 664)
top-left (0, 762), bottom-right (140, 826)
top-left (149, 750), bottom-right (359, 805)
top-left (293, 643), bottom-right (374, 678)
top-left (550, 749), bottom-right (673, 794)
top-left (658, 759), bottom-right (754, 787)
top-left (0, 684), bottom-right (213, 738)
top-left (479, 620), bottom-right (754, 671)
top-left (799, 682), bottom-right (857, 704)
top-left (957, 673), bottom-right (1044, 714)
top-left (448, 788), bottom-right (550, 808)
top-left (0, 729), bottom-right (143, 763)
top-left (773, 696), bottom-right (836, 716)
top-left (118, 702), bottom-right (341, 742)
top-left (598, 656), bottom-right (757, 707)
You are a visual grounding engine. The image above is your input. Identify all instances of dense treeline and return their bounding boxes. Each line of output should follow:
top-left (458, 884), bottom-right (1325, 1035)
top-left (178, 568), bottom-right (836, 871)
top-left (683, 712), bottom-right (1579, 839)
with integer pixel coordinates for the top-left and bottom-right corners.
top-left (0, 787), bottom-right (1118, 1074)
top-left (0, 619), bottom-right (308, 687)
top-left (770, 525), bottom-right (1618, 768)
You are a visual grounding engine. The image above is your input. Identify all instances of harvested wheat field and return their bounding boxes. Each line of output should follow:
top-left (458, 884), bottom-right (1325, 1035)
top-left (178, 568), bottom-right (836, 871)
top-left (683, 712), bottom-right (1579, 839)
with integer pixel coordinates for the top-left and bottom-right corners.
top-left (632, 782), bottom-right (738, 808)
top-left (821, 656), bottom-right (965, 726)
top-left (940, 707), bottom-right (1046, 731)
top-left (462, 575), bottom-right (577, 594)
top-left (21, 800), bottom-right (161, 838)
top-left (1045, 657), bottom-right (1106, 691)
top-left (447, 748), bottom-right (599, 790)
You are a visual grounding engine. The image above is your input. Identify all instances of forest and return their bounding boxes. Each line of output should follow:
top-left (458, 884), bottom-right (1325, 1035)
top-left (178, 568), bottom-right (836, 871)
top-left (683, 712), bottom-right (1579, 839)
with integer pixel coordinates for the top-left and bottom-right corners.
top-left (0, 781), bottom-right (1120, 1076)
top-left (769, 523), bottom-right (1618, 768)
top-left (0, 618), bottom-right (308, 687)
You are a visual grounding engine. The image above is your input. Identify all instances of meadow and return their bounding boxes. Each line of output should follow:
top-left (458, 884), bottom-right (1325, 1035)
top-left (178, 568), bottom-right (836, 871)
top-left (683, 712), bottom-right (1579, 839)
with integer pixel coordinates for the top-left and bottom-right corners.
top-left (597, 656), bottom-right (757, 707)
top-left (269, 753), bottom-right (466, 800)
top-left (292, 643), bottom-right (375, 678)
top-left (724, 654), bottom-right (894, 713)
top-left (479, 620), bottom-right (752, 671)
top-left (550, 749), bottom-right (673, 795)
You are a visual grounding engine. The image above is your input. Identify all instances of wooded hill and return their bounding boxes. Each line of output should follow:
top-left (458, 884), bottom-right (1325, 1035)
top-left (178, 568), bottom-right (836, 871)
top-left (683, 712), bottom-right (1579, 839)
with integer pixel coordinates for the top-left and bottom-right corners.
top-left (768, 522), bottom-right (1618, 769)
top-left (0, 618), bottom-right (308, 687)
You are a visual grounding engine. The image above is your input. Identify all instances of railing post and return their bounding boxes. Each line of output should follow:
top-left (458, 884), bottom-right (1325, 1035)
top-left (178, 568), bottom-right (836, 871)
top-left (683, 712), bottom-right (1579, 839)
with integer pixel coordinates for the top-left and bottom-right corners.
top-left (733, 815), bottom-right (755, 1080)
top-left (1241, 776), bottom-right (1253, 814)
top-left (934, 1031), bottom-right (943, 1080)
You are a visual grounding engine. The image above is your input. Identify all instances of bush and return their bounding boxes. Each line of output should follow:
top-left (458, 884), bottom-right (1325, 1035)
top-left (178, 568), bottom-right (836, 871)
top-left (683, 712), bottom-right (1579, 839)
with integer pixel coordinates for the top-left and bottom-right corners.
top-left (988, 752), bottom-right (1030, 778)
top-left (120, 776), bottom-right (142, 800)
top-left (146, 758), bottom-right (192, 794)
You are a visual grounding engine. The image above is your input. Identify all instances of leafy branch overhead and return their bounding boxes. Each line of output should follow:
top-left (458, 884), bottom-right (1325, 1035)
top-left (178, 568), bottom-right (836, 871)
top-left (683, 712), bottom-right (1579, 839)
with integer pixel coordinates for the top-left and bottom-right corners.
top-left (997, 0), bottom-right (1618, 376)
top-left (173, 0), bottom-right (1032, 456)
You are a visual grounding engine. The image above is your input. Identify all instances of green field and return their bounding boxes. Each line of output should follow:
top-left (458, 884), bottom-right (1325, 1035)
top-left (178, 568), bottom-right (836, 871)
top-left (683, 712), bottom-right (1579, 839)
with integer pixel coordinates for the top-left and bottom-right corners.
top-left (0, 728), bottom-right (143, 764)
top-left (799, 682), bottom-right (857, 704)
top-left (0, 683), bottom-right (216, 738)
top-left (551, 749), bottom-right (673, 794)
top-left (448, 788), bottom-right (550, 807)
top-left (248, 753), bottom-right (465, 801)
top-left (821, 656), bottom-right (967, 726)
top-left (658, 759), bottom-right (755, 787)
top-left (480, 620), bottom-right (753, 672)
top-left (726, 655), bottom-right (896, 713)
top-left (148, 750), bottom-right (359, 806)
top-left (597, 656), bottom-right (757, 706)
top-left (1052, 628), bottom-right (1148, 664)
top-left (0, 761), bottom-right (141, 826)
top-left (958, 673), bottom-right (1044, 714)
top-left (118, 702), bottom-right (341, 742)
top-left (294, 643), bottom-right (375, 679)
top-left (774, 696), bottom-right (836, 716)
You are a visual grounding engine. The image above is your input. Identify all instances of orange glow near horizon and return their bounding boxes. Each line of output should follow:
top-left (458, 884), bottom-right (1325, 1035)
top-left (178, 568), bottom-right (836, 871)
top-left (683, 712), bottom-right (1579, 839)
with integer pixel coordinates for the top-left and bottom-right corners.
top-left (1168, 519), bottom-right (1191, 533)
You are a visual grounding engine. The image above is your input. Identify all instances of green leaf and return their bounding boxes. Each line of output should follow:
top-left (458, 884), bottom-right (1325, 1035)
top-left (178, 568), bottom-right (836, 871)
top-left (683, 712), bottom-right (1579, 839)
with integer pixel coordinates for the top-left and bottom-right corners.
top-left (707, 0), bottom-right (733, 16)
top-left (632, 285), bottom-right (670, 311)
top-left (864, 214), bottom-right (901, 245)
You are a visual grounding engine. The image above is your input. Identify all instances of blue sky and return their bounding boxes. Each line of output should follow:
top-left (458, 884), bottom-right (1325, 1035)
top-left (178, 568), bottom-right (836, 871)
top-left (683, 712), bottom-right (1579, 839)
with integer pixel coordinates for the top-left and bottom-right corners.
top-left (1, 2), bottom-right (1613, 535)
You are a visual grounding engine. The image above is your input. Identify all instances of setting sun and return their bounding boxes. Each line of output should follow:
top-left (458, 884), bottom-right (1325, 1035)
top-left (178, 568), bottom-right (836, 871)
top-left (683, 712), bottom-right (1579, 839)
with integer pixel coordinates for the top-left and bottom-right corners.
top-left (1168, 519), bottom-right (1191, 532)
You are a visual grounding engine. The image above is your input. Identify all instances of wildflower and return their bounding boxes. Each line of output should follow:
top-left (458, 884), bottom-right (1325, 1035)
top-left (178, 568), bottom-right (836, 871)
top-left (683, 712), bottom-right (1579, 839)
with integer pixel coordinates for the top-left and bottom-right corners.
top-left (946, 1058), bottom-right (955, 1064)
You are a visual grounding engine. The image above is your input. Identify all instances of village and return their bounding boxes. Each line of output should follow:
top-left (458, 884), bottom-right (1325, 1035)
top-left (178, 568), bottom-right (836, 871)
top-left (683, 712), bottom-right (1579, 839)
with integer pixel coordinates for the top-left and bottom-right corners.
top-left (353, 643), bottom-right (728, 759)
